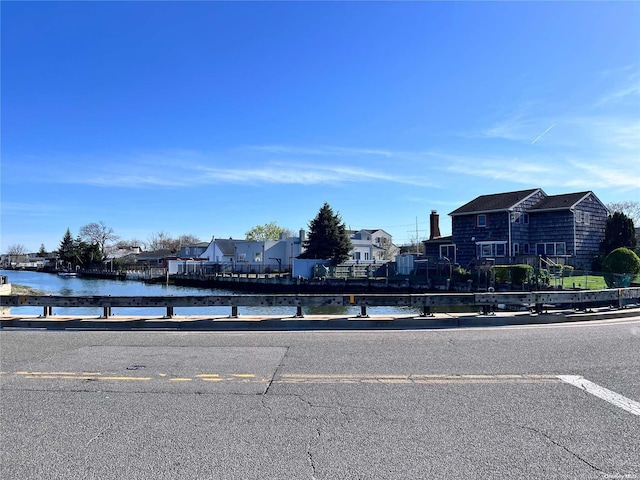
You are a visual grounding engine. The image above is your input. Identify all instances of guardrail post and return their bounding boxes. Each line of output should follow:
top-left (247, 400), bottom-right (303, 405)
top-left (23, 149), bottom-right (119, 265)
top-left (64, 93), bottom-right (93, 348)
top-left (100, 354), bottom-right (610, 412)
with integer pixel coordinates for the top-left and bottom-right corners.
top-left (358, 305), bottom-right (369, 318)
top-left (102, 306), bottom-right (111, 318)
top-left (231, 306), bottom-right (238, 318)
top-left (420, 306), bottom-right (432, 317)
top-left (294, 306), bottom-right (304, 318)
top-left (43, 306), bottom-right (52, 317)
top-left (0, 278), bottom-right (10, 316)
top-left (166, 306), bottom-right (174, 318)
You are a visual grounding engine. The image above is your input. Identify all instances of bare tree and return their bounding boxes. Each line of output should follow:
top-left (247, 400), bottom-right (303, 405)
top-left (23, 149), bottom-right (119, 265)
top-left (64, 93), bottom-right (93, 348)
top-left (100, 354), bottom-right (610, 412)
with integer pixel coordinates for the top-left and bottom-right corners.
top-left (147, 231), bottom-right (179, 252)
top-left (178, 234), bottom-right (202, 246)
top-left (6, 244), bottom-right (27, 267)
top-left (6, 244), bottom-right (27, 256)
top-left (79, 221), bottom-right (119, 259)
top-left (607, 201), bottom-right (640, 225)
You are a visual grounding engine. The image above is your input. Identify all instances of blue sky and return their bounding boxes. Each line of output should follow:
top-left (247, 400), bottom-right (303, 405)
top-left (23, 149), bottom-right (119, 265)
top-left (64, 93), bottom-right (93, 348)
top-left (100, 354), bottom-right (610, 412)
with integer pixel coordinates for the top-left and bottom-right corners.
top-left (2, 1), bottom-right (639, 253)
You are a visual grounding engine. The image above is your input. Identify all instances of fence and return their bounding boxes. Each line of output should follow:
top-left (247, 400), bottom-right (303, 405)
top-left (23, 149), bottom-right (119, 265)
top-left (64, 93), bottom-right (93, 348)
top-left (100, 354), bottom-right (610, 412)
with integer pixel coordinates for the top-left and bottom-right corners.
top-left (3, 288), bottom-right (639, 319)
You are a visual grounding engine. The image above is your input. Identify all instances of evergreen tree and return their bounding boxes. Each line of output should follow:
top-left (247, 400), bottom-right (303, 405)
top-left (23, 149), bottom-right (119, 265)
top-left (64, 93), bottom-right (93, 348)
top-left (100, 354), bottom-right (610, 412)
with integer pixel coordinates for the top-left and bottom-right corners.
top-left (600, 211), bottom-right (637, 255)
top-left (75, 239), bottom-right (101, 268)
top-left (58, 228), bottom-right (76, 267)
top-left (299, 203), bottom-right (353, 265)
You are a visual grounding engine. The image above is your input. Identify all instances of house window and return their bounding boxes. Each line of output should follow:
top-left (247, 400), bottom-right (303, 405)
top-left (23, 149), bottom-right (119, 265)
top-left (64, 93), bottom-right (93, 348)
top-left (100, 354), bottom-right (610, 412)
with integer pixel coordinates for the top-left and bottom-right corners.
top-left (512, 212), bottom-right (528, 224)
top-left (439, 244), bottom-right (456, 261)
top-left (576, 211), bottom-right (590, 224)
top-left (477, 214), bottom-right (487, 227)
top-left (254, 252), bottom-right (262, 262)
top-left (513, 243), bottom-right (519, 255)
top-left (364, 252), bottom-right (370, 260)
top-left (523, 243), bottom-right (530, 254)
top-left (477, 241), bottom-right (507, 258)
top-left (354, 252), bottom-right (361, 260)
top-left (536, 242), bottom-right (567, 256)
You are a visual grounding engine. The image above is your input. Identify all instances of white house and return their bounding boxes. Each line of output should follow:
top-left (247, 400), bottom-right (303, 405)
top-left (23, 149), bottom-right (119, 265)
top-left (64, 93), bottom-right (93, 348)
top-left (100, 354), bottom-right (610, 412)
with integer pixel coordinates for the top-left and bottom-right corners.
top-left (168, 232), bottom-right (306, 275)
top-left (347, 229), bottom-right (395, 262)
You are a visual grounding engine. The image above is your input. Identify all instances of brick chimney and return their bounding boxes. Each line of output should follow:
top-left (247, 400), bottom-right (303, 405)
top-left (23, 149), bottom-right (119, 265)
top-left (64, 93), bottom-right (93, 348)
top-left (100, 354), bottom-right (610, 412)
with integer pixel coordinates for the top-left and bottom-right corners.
top-left (429, 210), bottom-right (441, 240)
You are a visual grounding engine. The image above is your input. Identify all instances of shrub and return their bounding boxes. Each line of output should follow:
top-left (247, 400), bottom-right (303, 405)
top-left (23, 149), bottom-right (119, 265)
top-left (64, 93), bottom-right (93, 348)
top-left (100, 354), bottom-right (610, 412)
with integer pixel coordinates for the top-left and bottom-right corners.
top-left (602, 247), bottom-right (640, 288)
top-left (452, 266), bottom-right (471, 283)
top-left (489, 265), bottom-right (533, 285)
top-left (491, 266), bottom-right (510, 284)
top-left (511, 265), bottom-right (533, 285)
top-left (561, 265), bottom-right (574, 277)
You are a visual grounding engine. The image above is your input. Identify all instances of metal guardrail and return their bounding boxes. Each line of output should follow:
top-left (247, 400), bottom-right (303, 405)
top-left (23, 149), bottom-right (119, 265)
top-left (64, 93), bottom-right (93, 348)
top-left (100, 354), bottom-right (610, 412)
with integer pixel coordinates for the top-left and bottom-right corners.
top-left (2, 288), bottom-right (639, 318)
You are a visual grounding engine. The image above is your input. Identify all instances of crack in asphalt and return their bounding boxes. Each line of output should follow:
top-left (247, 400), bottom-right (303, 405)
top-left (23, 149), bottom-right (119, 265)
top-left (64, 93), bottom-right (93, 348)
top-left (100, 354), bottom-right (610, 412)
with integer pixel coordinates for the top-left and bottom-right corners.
top-left (306, 425), bottom-right (321, 480)
top-left (512, 423), bottom-right (604, 474)
top-left (263, 346), bottom-right (289, 396)
top-left (85, 423), bottom-right (114, 447)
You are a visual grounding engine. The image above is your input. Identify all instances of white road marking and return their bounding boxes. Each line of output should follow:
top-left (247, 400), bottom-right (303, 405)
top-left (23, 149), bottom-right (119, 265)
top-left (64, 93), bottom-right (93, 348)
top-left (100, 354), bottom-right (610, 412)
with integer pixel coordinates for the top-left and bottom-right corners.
top-left (557, 375), bottom-right (640, 417)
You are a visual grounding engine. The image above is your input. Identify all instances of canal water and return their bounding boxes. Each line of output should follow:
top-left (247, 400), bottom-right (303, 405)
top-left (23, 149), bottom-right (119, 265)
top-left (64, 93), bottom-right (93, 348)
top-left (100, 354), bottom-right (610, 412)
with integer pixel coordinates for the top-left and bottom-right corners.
top-left (1, 270), bottom-right (422, 317)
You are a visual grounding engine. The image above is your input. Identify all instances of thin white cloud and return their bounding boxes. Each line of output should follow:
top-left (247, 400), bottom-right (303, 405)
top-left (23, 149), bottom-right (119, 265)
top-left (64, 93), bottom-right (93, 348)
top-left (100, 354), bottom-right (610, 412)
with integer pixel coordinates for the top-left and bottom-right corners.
top-left (1, 202), bottom-right (63, 216)
top-left (194, 161), bottom-right (438, 187)
top-left (246, 144), bottom-right (400, 158)
top-left (436, 148), bottom-right (640, 193)
top-left (596, 68), bottom-right (640, 106)
top-left (45, 150), bottom-right (439, 189)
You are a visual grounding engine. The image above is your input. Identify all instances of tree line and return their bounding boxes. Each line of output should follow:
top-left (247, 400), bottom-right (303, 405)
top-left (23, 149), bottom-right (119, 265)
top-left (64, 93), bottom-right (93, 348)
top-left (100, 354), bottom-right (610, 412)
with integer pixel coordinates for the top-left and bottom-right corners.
top-left (4, 201), bottom-right (639, 272)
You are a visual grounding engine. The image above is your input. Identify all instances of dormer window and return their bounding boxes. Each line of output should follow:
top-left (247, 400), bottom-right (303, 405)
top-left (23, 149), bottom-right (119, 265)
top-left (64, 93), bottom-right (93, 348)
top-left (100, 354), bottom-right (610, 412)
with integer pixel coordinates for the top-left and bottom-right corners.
top-left (477, 214), bottom-right (487, 228)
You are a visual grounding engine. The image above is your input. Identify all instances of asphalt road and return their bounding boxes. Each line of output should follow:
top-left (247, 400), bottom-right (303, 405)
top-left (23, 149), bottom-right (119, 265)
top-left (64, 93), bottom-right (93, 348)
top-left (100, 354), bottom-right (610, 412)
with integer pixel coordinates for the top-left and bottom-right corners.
top-left (1, 317), bottom-right (639, 479)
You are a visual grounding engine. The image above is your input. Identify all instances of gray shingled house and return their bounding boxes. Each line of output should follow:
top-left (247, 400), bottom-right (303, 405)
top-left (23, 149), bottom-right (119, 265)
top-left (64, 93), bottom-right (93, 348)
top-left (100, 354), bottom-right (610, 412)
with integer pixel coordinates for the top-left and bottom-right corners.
top-left (424, 188), bottom-right (609, 269)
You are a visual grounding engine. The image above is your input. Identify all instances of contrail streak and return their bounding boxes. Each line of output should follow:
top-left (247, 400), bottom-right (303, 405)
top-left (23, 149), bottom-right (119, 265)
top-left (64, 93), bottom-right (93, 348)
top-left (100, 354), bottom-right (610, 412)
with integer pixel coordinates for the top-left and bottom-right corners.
top-left (531, 123), bottom-right (556, 144)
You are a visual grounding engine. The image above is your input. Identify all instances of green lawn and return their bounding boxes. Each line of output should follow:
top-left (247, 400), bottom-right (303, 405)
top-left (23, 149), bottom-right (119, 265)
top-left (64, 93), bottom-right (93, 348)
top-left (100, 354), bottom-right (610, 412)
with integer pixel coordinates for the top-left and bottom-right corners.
top-left (561, 274), bottom-right (640, 290)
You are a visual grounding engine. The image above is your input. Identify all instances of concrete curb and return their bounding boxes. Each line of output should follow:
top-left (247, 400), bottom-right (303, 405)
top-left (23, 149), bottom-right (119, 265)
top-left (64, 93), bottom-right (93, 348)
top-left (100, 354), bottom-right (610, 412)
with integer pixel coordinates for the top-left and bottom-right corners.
top-left (1, 305), bottom-right (639, 331)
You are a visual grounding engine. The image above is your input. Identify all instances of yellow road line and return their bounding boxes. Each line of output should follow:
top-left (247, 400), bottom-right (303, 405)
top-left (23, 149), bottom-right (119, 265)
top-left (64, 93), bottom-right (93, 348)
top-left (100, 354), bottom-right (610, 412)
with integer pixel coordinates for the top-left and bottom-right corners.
top-left (5, 371), bottom-right (564, 385)
top-left (277, 373), bottom-right (562, 384)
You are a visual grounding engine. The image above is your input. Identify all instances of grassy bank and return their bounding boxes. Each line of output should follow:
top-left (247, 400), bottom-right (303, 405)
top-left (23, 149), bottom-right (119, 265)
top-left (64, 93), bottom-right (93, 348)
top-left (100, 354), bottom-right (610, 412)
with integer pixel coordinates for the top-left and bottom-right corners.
top-left (8, 284), bottom-right (46, 295)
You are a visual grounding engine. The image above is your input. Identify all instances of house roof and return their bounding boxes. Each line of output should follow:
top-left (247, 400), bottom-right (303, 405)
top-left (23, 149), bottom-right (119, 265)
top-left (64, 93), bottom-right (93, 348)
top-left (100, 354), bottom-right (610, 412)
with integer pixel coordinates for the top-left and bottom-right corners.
top-left (215, 239), bottom-right (237, 256)
top-left (137, 249), bottom-right (175, 260)
top-left (450, 189), bottom-right (541, 216)
top-left (184, 242), bottom-right (210, 248)
top-left (423, 235), bottom-right (453, 244)
top-left (348, 229), bottom-right (391, 238)
top-left (527, 191), bottom-right (594, 212)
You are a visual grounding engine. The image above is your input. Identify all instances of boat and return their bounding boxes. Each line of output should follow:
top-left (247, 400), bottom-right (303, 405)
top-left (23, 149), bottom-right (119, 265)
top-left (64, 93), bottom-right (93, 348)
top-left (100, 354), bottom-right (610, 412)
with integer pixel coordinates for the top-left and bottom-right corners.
top-left (58, 272), bottom-right (77, 277)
